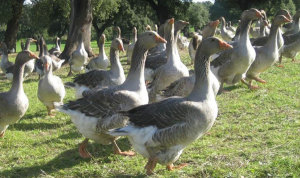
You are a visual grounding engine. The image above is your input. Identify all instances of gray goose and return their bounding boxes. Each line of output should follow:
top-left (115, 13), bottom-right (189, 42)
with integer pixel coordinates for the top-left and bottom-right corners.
top-left (66, 38), bottom-right (125, 99)
top-left (0, 42), bottom-right (13, 73)
top-left (126, 27), bottom-right (137, 64)
top-left (144, 20), bottom-right (189, 82)
top-left (0, 51), bottom-right (39, 137)
top-left (220, 17), bottom-right (235, 42)
top-left (49, 37), bottom-right (61, 57)
top-left (68, 29), bottom-right (88, 76)
top-left (38, 44), bottom-right (66, 116)
top-left (211, 8), bottom-right (263, 94)
top-left (283, 10), bottom-right (300, 35)
top-left (86, 34), bottom-right (109, 71)
top-left (188, 19), bottom-right (219, 64)
top-left (148, 18), bottom-right (189, 103)
top-left (56, 31), bottom-right (166, 158)
top-left (108, 37), bottom-right (232, 175)
top-left (242, 15), bottom-right (291, 89)
top-left (42, 37), bottom-right (65, 72)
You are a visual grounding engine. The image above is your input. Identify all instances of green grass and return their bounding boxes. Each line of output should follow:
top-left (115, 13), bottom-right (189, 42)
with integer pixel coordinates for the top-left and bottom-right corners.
top-left (0, 40), bottom-right (299, 177)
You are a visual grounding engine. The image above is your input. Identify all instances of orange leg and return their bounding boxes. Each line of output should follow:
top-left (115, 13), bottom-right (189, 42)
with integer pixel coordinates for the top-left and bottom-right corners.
top-left (79, 138), bottom-right (92, 158)
top-left (145, 157), bottom-right (158, 175)
top-left (112, 140), bottom-right (135, 156)
top-left (166, 163), bottom-right (188, 171)
top-left (253, 76), bottom-right (266, 84)
top-left (241, 79), bottom-right (259, 90)
top-left (47, 106), bottom-right (55, 117)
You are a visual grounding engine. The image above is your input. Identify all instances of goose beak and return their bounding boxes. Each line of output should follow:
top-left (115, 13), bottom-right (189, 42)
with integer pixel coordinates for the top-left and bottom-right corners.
top-left (169, 18), bottom-right (175, 24)
top-left (44, 62), bottom-right (48, 71)
top-left (118, 44), bottom-right (125, 52)
top-left (155, 35), bottom-right (167, 43)
top-left (219, 41), bottom-right (233, 50)
top-left (29, 52), bottom-right (39, 59)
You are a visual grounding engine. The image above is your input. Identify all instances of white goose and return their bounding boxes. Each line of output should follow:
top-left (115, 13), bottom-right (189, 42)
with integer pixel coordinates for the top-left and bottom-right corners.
top-left (68, 30), bottom-right (88, 76)
top-left (56, 31), bottom-right (166, 158)
top-left (126, 27), bottom-right (137, 64)
top-left (38, 44), bottom-right (66, 116)
top-left (109, 37), bottom-right (232, 175)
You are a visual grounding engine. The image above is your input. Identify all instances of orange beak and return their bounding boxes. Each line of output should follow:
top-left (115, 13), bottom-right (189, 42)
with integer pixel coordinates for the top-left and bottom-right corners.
top-left (44, 62), bottom-right (48, 71)
top-left (118, 44), bottom-right (125, 52)
top-left (155, 35), bottom-right (167, 43)
top-left (255, 11), bottom-right (263, 18)
top-left (219, 40), bottom-right (233, 50)
top-left (29, 52), bottom-right (39, 59)
top-left (169, 18), bottom-right (175, 24)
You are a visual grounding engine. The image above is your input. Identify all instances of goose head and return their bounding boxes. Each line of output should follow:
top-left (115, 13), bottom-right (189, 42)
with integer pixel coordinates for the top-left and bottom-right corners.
top-left (275, 9), bottom-right (292, 21)
top-left (41, 55), bottom-right (52, 72)
top-left (15, 51), bottom-right (39, 65)
top-left (138, 31), bottom-right (167, 49)
top-left (114, 26), bottom-right (121, 38)
top-left (175, 20), bottom-right (189, 31)
top-left (273, 15), bottom-right (292, 26)
top-left (200, 37), bottom-right (232, 55)
top-left (210, 20), bottom-right (220, 28)
top-left (111, 38), bottom-right (125, 52)
top-left (241, 8), bottom-right (263, 21)
top-left (99, 34), bottom-right (106, 45)
top-left (219, 17), bottom-right (226, 25)
top-left (154, 24), bottom-right (158, 32)
top-left (146, 25), bottom-right (152, 31)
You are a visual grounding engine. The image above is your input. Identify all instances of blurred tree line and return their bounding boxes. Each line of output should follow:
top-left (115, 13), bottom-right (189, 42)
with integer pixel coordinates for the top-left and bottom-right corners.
top-left (0, 0), bottom-right (299, 51)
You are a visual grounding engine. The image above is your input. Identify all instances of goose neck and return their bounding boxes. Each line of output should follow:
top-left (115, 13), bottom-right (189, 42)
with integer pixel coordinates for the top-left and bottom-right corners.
top-left (10, 63), bottom-right (25, 94)
top-left (123, 41), bottom-right (147, 89)
top-left (25, 40), bottom-right (30, 51)
top-left (187, 52), bottom-right (212, 101)
top-left (55, 39), bottom-right (60, 50)
top-left (238, 18), bottom-right (252, 44)
top-left (109, 48), bottom-right (122, 74)
top-left (133, 31), bottom-right (137, 43)
top-left (99, 42), bottom-right (105, 54)
top-left (265, 23), bottom-right (280, 49)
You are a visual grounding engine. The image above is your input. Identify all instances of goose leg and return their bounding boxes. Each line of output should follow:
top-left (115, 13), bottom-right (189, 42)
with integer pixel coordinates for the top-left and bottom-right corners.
top-left (217, 82), bottom-right (225, 94)
top-left (145, 157), bottom-right (158, 175)
top-left (277, 55), bottom-right (284, 68)
top-left (79, 138), bottom-right (92, 158)
top-left (0, 131), bottom-right (5, 138)
top-left (112, 140), bottom-right (135, 156)
top-left (47, 106), bottom-right (55, 117)
top-left (241, 78), bottom-right (250, 87)
top-left (166, 163), bottom-right (188, 171)
top-left (253, 76), bottom-right (266, 84)
top-left (67, 65), bottom-right (73, 77)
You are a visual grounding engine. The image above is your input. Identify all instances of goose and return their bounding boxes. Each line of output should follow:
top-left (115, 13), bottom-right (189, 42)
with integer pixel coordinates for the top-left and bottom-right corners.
top-left (0, 42), bottom-right (13, 73)
top-left (5, 38), bottom-right (37, 80)
top-left (148, 18), bottom-right (189, 102)
top-left (86, 34), bottom-right (109, 71)
top-left (126, 27), bottom-right (137, 64)
top-left (259, 19), bottom-right (270, 37)
top-left (68, 29), bottom-right (88, 76)
top-left (56, 31), bottom-right (166, 158)
top-left (177, 34), bottom-right (189, 50)
top-left (114, 26), bottom-right (129, 51)
top-left (220, 17), bottom-right (235, 41)
top-left (38, 46), bottom-right (66, 116)
top-left (242, 15), bottom-right (291, 89)
top-left (0, 51), bottom-right (39, 137)
top-left (66, 38), bottom-right (125, 99)
top-left (49, 37), bottom-right (61, 57)
top-left (227, 21), bottom-right (236, 32)
top-left (144, 20), bottom-right (189, 83)
top-left (20, 40), bottom-right (25, 51)
top-left (108, 37), bottom-right (232, 175)
top-left (283, 10), bottom-right (300, 35)
top-left (189, 20), bottom-right (219, 64)
top-left (211, 8), bottom-right (263, 94)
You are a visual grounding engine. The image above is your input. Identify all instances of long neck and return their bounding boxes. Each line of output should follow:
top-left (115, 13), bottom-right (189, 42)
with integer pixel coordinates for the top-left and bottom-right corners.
top-left (265, 23), bottom-right (280, 49)
top-left (25, 40), bottom-right (30, 51)
top-left (45, 64), bottom-right (53, 76)
top-left (10, 62), bottom-right (25, 94)
top-left (187, 51), bottom-right (211, 101)
top-left (109, 48), bottom-right (123, 75)
top-left (78, 34), bottom-right (84, 50)
top-left (133, 31), bottom-right (137, 42)
top-left (165, 27), bottom-right (176, 65)
top-left (123, 41), bottom-right (147, 89)
top-left (55, 39), bottom-right (60, 50)
top-left (98, 41), bottom-right (105, 55)
top-left (39, 42), bottom-right (43, 57)
top-left (221, 19), bottom-right (226, 30)
top-left (238, 18), bottom-right (252, 44)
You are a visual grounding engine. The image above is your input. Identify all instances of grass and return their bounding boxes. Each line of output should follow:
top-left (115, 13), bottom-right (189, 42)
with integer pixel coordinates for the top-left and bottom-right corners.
top-left (0, 40), bottom-right (299, 177)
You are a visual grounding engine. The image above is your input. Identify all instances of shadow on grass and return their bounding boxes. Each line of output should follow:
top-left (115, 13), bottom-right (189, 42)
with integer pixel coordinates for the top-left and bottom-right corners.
top-left (11, 122), bottom-right (62, 131)
top-left (0, 148), bottom-right (89, 177)
top-left (58, 130), bottom-right (82, 140)
top-left (224, 85), bottom-right (241, 91)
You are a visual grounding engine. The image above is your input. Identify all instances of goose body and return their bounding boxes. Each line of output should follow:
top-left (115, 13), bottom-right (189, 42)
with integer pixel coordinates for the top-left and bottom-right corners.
top-left (49, 37), bottom-right (61, 57)
top-left (0, 51), bottom-right (39, 137)
top-left (67, 38), bottom-right (125, 99)
top-left (38, 55), bottom-right (65, 116)
top-left (0, 42), bottom-right (13, 73)
top-left (220, 17), bottom-right (235, 41)
top-left (109, 37), bottom-right (232, 175)
top-left (211, 9), bottom-right (262, 93)
top-left (86, 34), bottom-right (109, 71)
top-left (56, 31), bottom-right (167, 158)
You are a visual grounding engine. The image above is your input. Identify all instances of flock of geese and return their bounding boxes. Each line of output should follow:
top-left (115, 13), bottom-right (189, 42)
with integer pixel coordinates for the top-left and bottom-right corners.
top-left (0, 7), bottom-right (299, 175)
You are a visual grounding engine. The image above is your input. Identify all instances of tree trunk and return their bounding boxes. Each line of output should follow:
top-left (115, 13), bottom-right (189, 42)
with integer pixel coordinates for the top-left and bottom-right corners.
top-left (4, 0), bottom-right (25, 53)
top-left (59, 0), bottom-right (94, 62)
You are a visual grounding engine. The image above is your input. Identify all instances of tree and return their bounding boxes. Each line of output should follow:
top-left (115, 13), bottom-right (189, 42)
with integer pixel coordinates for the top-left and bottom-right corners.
top-left (0, 0), bottom-right (25, 52)
top-left (59, 0), bottom-right (94, 61)
top-left (187, 2), bottom-right (211, 31)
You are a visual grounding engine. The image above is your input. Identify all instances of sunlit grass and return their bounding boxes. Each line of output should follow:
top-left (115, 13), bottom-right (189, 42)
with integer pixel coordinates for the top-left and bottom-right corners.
top-left (0, 40), bottom-right (299, 177)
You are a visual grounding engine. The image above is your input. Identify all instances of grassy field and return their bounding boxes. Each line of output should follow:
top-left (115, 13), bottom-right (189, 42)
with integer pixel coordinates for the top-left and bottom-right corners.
top-left (0, 39), bottom-right (299, 177)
